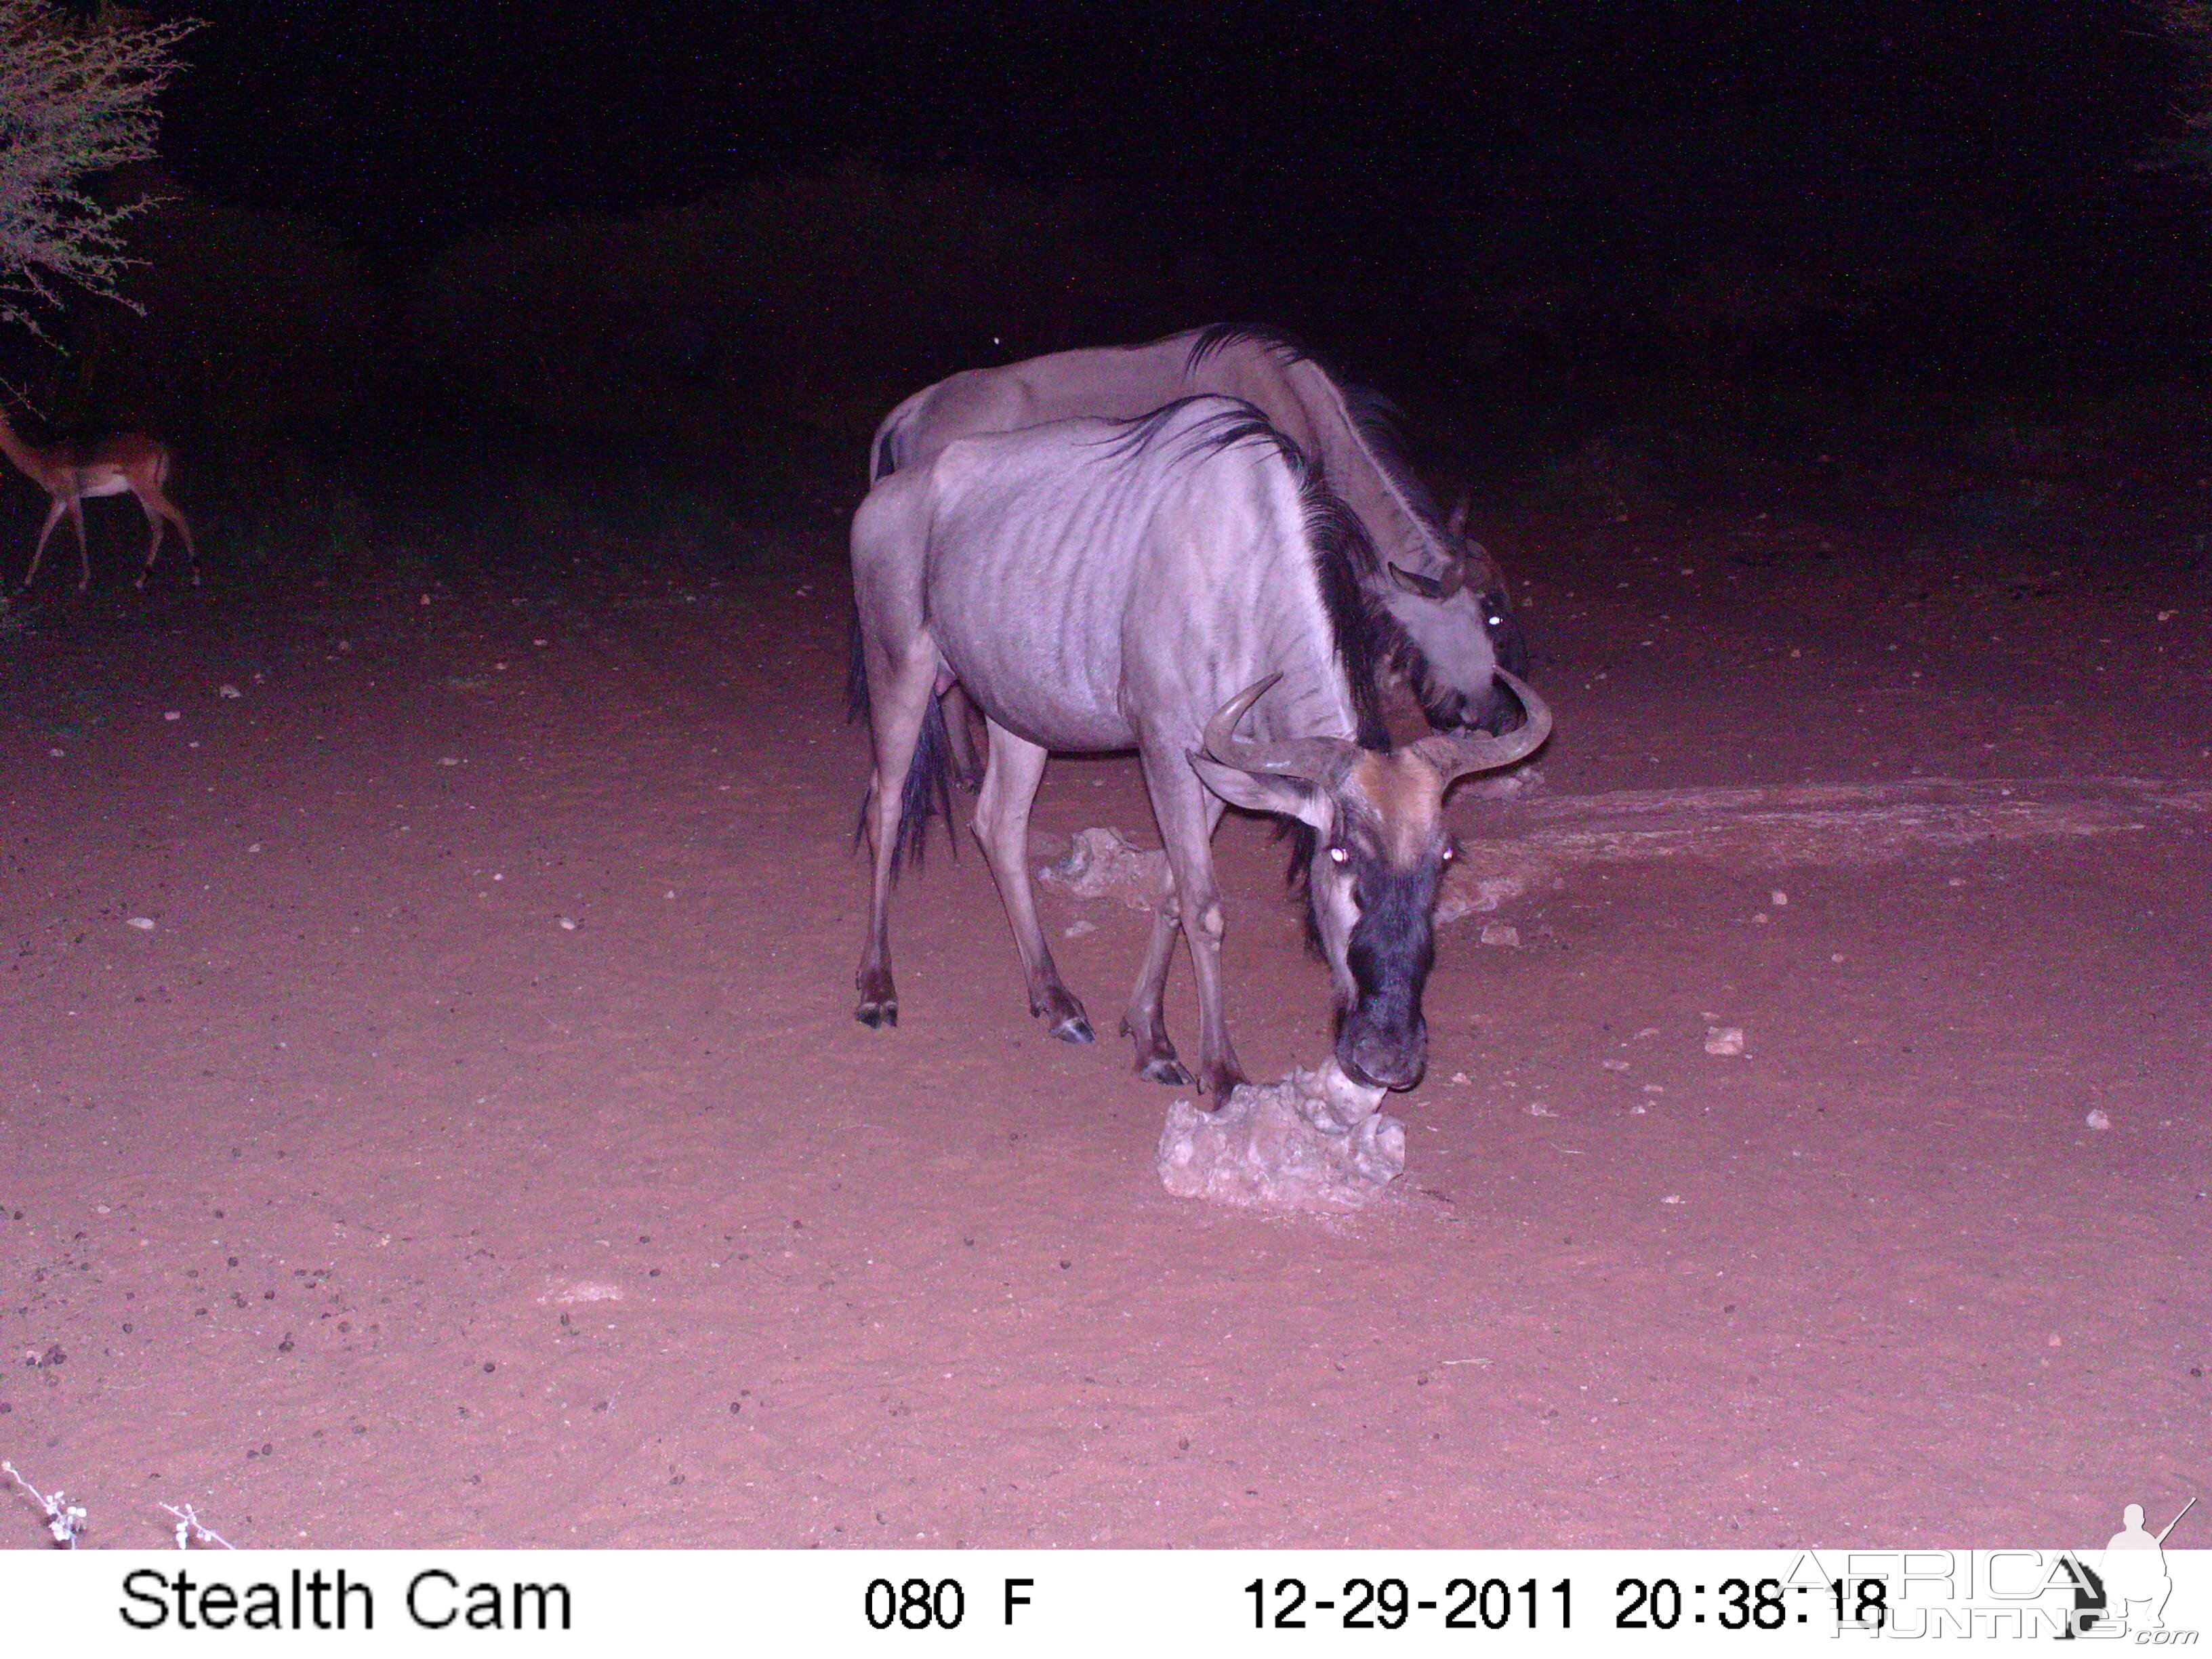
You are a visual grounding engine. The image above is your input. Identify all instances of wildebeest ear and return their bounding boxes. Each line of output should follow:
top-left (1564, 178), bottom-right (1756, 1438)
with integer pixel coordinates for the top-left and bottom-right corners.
top-left (1188, 751), bottom-right (1328, 829)
top-left (1389, 559), bottom-right (1466, 601)
top-left (1446, 491), bottom-right (1470, 542)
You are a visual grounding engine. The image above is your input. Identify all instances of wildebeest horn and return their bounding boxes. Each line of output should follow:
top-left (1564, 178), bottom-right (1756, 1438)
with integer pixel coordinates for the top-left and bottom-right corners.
top-left (1389, 558), bottom-right (1467, 602)
top-left (1201, 675), bottom-right (1359, 783)
top-left (1408, 669), bottom-right (1553, 784)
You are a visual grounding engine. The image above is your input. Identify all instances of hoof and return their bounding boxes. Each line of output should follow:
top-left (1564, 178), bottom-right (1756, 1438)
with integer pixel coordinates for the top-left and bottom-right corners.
top-left (1139, 1055), bottom-right (1195, 1087)
top-left (855, 998), bottom-right (898, 1030)
top-left (1048, 1014), bottom-right (1095, 1044)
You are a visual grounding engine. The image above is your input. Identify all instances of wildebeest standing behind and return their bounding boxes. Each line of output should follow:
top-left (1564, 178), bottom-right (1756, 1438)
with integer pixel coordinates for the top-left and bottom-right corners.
top-left (849, 397), bottom-right (1551, 1102)
top-left (871, 325), bottom-right (1532, 737)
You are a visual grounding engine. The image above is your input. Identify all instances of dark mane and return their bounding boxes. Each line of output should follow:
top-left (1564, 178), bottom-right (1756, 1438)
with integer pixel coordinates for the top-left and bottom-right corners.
top-left (1093, 393), bottom-right (1300, 472)
top-left (1184, 324), bottom-right (1452, 536)
top-left (1094, 396), bottom-right (1402, 753)
top-left (1296, 468), bottom-right (1391, 752)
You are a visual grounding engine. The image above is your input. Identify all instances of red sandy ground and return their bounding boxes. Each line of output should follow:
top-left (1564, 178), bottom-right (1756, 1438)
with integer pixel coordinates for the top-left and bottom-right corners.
top-left (1, 485), bottom-right (2205, 1550)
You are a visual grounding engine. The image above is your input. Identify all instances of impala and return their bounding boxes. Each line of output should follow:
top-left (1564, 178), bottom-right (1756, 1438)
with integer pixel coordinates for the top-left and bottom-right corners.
top-left (0, 409), bottom-right (198, 592)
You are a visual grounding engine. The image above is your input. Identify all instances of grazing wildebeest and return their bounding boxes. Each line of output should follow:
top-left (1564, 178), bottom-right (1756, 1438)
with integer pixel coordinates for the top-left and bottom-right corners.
top-left (849, 396), bottom-right (1552, 1101)
top-left (870, 326), bottom-right (1530, 745)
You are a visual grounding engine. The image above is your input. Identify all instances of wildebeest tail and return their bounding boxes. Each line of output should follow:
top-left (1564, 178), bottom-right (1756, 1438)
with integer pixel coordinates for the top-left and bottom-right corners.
top-left (844, 603), bottom-right (870, 723)
top-left (886, 695), bottom-right (956, 876)
top-left (846, 614), bottom-right (957, 877)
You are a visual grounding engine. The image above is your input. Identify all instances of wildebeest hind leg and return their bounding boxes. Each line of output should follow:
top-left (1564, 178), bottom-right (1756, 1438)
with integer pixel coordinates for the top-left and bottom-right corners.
top-left (853, 640), bottom-right (938, 1029)
top-left (974, 720), bottom-right (1092, 1042)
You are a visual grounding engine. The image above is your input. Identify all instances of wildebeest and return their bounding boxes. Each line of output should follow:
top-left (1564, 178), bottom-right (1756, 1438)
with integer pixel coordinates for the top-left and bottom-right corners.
top-left (849, 396), bottom-right (1552, 1101)
top-left (871, 325), bottom-right (1530, 737)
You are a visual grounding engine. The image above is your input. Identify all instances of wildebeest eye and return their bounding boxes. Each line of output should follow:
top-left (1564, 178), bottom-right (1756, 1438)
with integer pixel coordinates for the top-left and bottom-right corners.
top-left (1439, 841), bottom-right (1457, 864)
top-left (1328, 844), bottom-right (1350, 865)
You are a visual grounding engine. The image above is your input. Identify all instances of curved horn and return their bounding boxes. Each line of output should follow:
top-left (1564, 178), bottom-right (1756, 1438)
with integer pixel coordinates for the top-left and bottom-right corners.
top-left (1201, 675), bottom-right (1359, 784)
top-left (1408, 668), bottom-right (1553, 784)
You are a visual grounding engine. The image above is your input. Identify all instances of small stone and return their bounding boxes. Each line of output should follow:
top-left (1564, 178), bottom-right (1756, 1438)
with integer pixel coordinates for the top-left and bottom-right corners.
top-left (1770, 888), bottom-right (1788, 907)
top-left (1704, 1025), bottom-right (1746, 1057)
top-left (1063, 918), bottom-right (1096, 939)
top-left (2084, 1109), bottom-right (2112, 1130)
top-left (556, 916), bottom-right (578, 931)
top-left (1038, 827), bottom-right (1168, 911)
top-left (126, 917), bottom-right (157, 932)
top-left (218, 684), bottom-right (242, 699)
top-left (163, 710), bottom-right (181, 722)
top-left (1525, 1102), bottom-right (1557, 1118)
top-left (1479, 923), bottom-right (1520, 947)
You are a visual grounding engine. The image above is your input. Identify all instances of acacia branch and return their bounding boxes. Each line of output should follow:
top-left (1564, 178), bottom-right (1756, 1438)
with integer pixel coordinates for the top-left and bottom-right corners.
top-left (0, 1), bottom-right (200, 333)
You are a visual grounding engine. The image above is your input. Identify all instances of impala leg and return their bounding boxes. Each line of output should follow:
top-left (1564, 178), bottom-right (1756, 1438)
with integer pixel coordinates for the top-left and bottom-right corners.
top-left (1140, 747), bottom-right (1245, 1103)
top-left (22, 497), bottom-right (73, 592)
top-left (1122, 866), bottom-right (1194, 1086)
top-left (853, 635), bottom-right (938, 1030)
top-left (972, 720), bottom-right (1092, 1042)
top-left (134, 499), bottom-right (162, 589)
top-left (66, 493), bottom-right (89, 592)
top-left (134, 480), bottom-right (197, 588)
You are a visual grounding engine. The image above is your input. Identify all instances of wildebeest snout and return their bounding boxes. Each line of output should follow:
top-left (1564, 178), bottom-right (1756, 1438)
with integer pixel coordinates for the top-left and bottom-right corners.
top-left (1338, 1006), bottom-right (1427, 1092)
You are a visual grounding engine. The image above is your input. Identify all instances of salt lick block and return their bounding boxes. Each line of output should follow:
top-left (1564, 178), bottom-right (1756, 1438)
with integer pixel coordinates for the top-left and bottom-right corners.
top-left (1157, 1060), bottom-right (1407, 1212)
top-left (1036, 826), bottom-right (1168, 911)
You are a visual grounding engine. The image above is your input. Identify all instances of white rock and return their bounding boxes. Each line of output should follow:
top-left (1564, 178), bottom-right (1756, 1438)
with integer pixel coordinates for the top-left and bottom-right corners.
top-left (1704, 1025), bottom-right (1746, 1057)
top-left (1038, 827), bottom-right (1168, 911)
top-left (126, 916), bottom-right (157, 932)
top-left (1479, 922), bottom-right (1521, 947)
top-left (1158, 1060), bottom-right (1404, 1212)
top-left (2085, 1109), bottom-right (2112, 1130)
top-left (218, 684), bottom-right (242, 699)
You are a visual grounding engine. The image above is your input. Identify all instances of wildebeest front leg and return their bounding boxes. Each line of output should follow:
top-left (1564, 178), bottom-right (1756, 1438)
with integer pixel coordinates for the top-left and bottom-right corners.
top-left (1140, 747), bottom-right (1244, 1103)
top-left (853, 638), bottom-right (938, 1030)
top-left (1121, 867), bottom-right (1193, 1086)
top-left (974, 721), bottom-right (1093, 1042)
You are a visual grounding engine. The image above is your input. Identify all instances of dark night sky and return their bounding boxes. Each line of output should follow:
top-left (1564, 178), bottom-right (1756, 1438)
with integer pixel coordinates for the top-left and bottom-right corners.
top-left (156, 4), bottom-right (2190, 260)
top-left (105, 1), bottom-right (2208, 401)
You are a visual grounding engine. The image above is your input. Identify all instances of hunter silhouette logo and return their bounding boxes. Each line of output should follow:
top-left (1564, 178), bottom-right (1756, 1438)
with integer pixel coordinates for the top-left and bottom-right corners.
top-left (2091, 1496), bottom-right (2194, 1635)
top-left (2059, 1496), bottom-right (2196, 1639)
